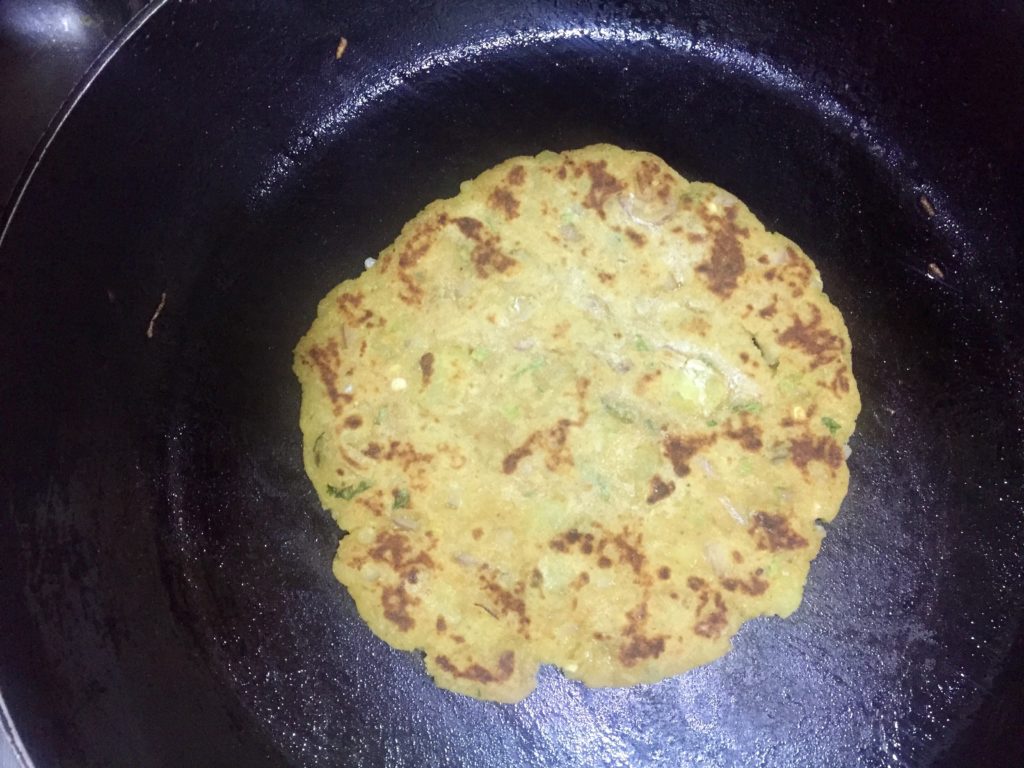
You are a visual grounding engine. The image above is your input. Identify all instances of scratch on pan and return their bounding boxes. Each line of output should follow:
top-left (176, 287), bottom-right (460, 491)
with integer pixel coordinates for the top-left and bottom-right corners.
top-left (146, 291), bottom-right (167, 339)
top-left (336, 36), bottom-right (348, 60)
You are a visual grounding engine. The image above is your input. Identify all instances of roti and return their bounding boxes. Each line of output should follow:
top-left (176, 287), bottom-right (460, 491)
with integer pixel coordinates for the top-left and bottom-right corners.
top-left (293, 144), bottom-right (860, 702)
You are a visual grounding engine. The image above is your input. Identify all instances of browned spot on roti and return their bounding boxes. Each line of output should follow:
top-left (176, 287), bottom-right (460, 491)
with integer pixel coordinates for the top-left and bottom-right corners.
top-left (725, 420), bottom-right (763, 451)
top-left (436, 616), bottom-right (447, 632)
top-left (694, 590), bottom-right (728, 638)
top-left (454, 216), bottom-right (484, 239)
top-left (489, 186), bottom-right (520, 219)
top-left (306, 339), bottom-right (342, 405)
top-left (635, 369), bottom-right (662, 395)
top-left (789, 434), bottom-right (843, 472)
top-left (503, 384), bottom-right (589, 474)
top-left (749, 511), bottom-right (809, 551)
top-left (343, 415), bottom-right (363, 429)
top-left (336, 292), bottom-right (386, 328)
top-left (472, 527), bottom-right (483, 540)
top-left (435, 650), bottom-right (515, 683)
top-left (646, 475), bottom-right (676, 504)
top-left (663, 433), bottom-right (717, 477)
top-left (582, 160), bottom-right (625, 219)
top-left (471, 241), bottom-right (517, 278)
top-left (687, 576), bottom-right (706, 591)
top-left (368, 531), bottom-right (436, 571)
top-left (658, 566), bottom-right (671, 580)
top-left (777, 304), bottom-right (844, 369)
top-left (480, 577), bottom-right (530, 633)
top-left (695, 208), bottom-right (747, 297)
top-left (598, 556), bottom-right (612, 568)
top-left (419, 352), bottom-right (435, 386)
top-left (828, 365), bottom-right (852, 394)
top-left (720, 572), bottom-right (769, 595)
top-left (507, 165), bottom-right (526, 185)
top-left (381, 584), bottom-right (417, 631)
top-left (609, 531), bottom-right (646, 575)
top-left (759, 300), bottom-right (778, 319)
top-left (624, 228), bottom-right (647, 247)
top-left (598, 271), bottom-right (615, 284)
top-left (618, 603), bottom-right (667, 667)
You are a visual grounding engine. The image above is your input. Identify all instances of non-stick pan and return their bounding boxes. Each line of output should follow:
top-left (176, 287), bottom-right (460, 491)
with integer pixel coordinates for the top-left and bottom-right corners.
top-left (1, 1), bottom-right (1022, 766)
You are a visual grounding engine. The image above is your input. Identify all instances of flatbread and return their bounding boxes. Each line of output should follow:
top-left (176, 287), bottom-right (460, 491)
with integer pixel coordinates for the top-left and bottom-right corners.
top-left (293, 144), bottom-right (860, 702)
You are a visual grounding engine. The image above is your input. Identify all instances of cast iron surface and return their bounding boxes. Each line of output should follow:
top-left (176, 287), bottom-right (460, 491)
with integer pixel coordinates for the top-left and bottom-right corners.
top-left (1, 1), bottom-right (1022, 766)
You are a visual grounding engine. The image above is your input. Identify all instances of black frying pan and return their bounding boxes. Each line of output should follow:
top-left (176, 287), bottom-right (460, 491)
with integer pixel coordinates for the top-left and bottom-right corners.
top-left (1, 1), bottom-right (1022, 765)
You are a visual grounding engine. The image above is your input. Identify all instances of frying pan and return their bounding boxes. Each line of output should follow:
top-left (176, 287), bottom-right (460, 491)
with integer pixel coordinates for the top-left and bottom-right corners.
top-left (1, 0), bottom-right (1022, 765)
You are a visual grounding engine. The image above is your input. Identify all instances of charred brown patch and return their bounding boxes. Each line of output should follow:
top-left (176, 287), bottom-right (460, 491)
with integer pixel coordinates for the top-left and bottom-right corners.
top-left (503, 383), bottom-right (588, 474)
top-left (306, 339), bottom-right (342, 405)
top-left (507, 165), bottom-right (526, 185)
top-left (598, 271), bottom-right (615, 284)
top-left (343, 415), bottom-right (363, 429)
top-left (488, 186), bottom-right (520, 219)
top-left (658, 566), bottom-right (671, 580)
top-left (480, 577), bottom-right (530, 633)
top-left (436, 616), bottom-right (447, 632)
top-left (572, 572), bottom-right (591, 589)
top-left (687, 576), bottom-right (706, 591)
top-left (758, 300), bottom-right (778, 319)
top-left (687, 232), bottom-right (707, 244)
top-left (618, 603), bottom-right (667, 667)
top-left (549, 529), bottom-right (595, 554)
top-left (663, 433), bottom-right (717, 477)
top-left (749, 511), bottom-right (809, 552)
top-left (693, 590), bottom-right (728, 638)
top-left (454, 216), bottom-right (484, 239)
top-left (582, 160), bottom-right (625, 219)
top-left (502, 443), bottom-right (534, 475)
top-left (635, 369), bottom-right (662, 395)
top-left (472, 527), bottom-right (483, 540)
top-left (720, 572), bottom-right (769, 596)
top-left (624, 228), bottom-right (647, 247)
top-left (695, 208), bottom-right (747, 297)
top-left (363, 442), bottom-right (382, 459)
top-left (379, 441), bottom-right (434, 472)
top-left (435, 650), bottom-right (515, 683)
top-left (777, 305), bottom-right (844, 369)
top-left (419, 352), bottom-right (435, 386)
top-left (471, 241), bottom-right (517, 278)
top-left (646, 475), bottom-right (676, 505)
top-left (598, 556), bottom-right (612, 568)
top-left (397, 219), bottom-right (443, 270)
top-left (610, 531), bottom-right (646, 575)
top-left (397, 271), bottom-right (424, 306)
top-left (725, 421), bottom-right (763, 451)
top-left (732, 550), bottom-right (744, 563)
top-left (368, 531), bottom-right (436, 571)
top-left (381, 584), bottom-right (417, 631)
top-left (635, 160), bottom-right (660, 189)
top-left (789, 434), bottom-right (843, 472)
top-left (829, 365), bottom-right (852, 394)
top-left (619, 634), bottom-right (666, 667)
top-left (336, 291), bottom-right (386, 329)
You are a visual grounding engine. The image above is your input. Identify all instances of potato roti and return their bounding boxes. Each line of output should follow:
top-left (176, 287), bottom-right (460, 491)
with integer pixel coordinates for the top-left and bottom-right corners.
top-left (294, 145), bottom-right (860, 702)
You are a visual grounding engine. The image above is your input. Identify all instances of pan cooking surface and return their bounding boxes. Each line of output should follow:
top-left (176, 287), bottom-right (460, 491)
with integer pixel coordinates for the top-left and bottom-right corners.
top-left (1, 1), bottom-right (1021, 766)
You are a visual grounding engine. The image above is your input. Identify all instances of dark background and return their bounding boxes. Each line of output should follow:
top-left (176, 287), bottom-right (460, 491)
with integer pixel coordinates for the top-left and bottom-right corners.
top-left (1, 1), bottom-right (1022, 766)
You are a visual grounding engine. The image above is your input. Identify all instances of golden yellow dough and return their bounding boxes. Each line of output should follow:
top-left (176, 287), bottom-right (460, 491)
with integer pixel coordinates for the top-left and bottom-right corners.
top-left (293, 145), bottom-right (860, 702)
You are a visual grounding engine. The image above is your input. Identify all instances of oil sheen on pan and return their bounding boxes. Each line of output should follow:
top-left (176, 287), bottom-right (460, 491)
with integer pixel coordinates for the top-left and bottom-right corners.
top-left (293, 145), bottom-right (861, 702)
